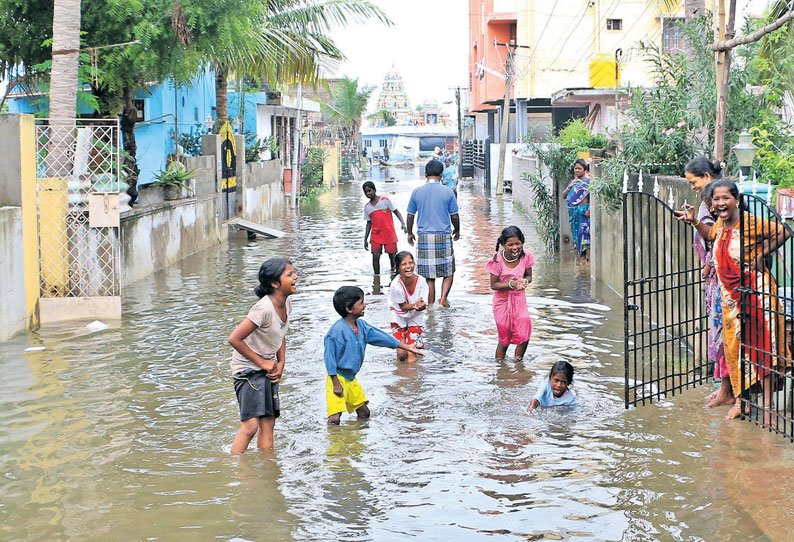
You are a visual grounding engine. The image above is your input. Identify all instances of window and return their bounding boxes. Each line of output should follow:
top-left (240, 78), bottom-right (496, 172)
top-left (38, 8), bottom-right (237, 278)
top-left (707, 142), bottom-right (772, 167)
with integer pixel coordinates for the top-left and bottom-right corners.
top-left (133, 99), bottom-right (145, 121)
top-left (379, 139), bottom-right (388, 147)
top-left (662, 19), bottom-right (685, 54)
top-left (365, 140), bottom-right (372, 148)
top-left (606, 19), bottom-right (622, 31)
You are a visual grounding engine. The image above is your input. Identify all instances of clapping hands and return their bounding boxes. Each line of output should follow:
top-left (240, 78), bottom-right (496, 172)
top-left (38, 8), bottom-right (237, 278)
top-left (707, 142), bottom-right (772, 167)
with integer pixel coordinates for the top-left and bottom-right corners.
top-left (511, 278), bottom-right (528, 290)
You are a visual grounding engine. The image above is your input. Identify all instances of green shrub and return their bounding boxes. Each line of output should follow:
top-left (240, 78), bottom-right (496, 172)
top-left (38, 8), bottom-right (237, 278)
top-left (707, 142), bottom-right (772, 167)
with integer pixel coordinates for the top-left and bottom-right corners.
top-left (301, 146), bottom-right (328, 198)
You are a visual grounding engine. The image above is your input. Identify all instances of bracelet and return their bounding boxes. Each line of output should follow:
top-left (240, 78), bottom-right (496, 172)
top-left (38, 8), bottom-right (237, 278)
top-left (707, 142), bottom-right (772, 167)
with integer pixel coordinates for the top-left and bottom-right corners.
top-left (691, 218), bottom-right (700, 227)
top-left (508, 280), bottom-right (515, 290)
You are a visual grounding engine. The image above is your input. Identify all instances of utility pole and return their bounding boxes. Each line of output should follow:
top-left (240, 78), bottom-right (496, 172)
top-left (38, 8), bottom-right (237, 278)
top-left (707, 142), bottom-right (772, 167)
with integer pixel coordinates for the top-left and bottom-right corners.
top-left (494, 41), bottom-right (529, 195)
top-left (450, 85), bottom-right (466, 180)
top-left (291, 82), bottom-right (302, 207)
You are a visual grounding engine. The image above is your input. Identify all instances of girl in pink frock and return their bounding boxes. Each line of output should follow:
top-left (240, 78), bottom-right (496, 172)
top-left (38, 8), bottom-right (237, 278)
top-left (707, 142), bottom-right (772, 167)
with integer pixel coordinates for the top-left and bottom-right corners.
top-left (485, 226), bottom-right (535, 360)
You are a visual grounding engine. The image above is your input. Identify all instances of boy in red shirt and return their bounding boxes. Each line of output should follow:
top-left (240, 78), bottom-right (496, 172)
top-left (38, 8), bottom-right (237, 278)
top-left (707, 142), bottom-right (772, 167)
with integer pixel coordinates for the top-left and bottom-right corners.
top-left (363, 181), bottom-right (407, 277)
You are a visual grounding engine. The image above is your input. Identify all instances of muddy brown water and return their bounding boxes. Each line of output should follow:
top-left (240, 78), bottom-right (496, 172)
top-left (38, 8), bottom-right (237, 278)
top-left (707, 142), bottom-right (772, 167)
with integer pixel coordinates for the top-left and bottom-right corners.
top-left (1, 166), bottom-right (793, 541)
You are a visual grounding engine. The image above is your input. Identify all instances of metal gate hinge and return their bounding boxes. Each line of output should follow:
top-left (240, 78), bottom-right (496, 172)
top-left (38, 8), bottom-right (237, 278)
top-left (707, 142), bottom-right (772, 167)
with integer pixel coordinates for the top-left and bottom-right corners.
top-left (626, 304), bottom-right (639, 311)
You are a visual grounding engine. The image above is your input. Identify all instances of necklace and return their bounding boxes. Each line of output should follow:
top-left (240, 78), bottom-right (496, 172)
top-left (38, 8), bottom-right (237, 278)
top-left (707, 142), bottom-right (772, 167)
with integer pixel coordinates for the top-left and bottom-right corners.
top-left (502, 250), bottom-right (520, 263)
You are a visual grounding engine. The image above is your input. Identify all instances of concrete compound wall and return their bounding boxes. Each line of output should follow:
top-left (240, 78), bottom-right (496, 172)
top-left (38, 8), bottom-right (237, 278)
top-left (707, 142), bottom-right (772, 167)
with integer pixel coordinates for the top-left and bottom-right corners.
top-left (241, 160), bottom-right (283, 224)
top-left (120, 139), bottom-right (284, 288)
top-left (0, 115), bottom-right (39, 339)
top-left (120, 195), bottom-right (220, 287)
top-left (0, 206), bottom-right (25, 339)
top-left (590, 171), bottom-right (696, 296)
top-left (511, 154), bottom-right (572, 250)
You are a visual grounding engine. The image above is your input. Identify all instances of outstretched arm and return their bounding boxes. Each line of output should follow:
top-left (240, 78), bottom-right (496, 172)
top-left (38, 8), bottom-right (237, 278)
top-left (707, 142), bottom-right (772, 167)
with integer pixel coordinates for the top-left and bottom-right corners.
top-left (527, 399), bottom-right (540, 414)
top-left (393, 209), bottom-right (408, 233)
top-left (406, 213), bottom-right (416, 245)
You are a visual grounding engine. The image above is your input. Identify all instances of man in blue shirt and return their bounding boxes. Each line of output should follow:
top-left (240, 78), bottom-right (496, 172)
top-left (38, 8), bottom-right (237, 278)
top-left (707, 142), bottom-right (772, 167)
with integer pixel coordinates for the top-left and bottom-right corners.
top-left (324, 286), bottom-right (422, 425)
top-left (406, 160), bottom-right (461, 307)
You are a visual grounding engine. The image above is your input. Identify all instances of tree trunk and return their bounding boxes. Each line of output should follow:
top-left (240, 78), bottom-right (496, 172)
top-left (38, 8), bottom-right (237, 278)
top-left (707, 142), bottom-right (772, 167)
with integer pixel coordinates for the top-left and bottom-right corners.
top-left (215, 65), bottom-right (228, 125)
top-left (48, 0), bottom-right (81, 176)
top-left (121, 87), bottom-right (140, 204)
top-left (713, 0), bottom-right (737, 162)
top-left (49, 0), bottom-right (81, 121)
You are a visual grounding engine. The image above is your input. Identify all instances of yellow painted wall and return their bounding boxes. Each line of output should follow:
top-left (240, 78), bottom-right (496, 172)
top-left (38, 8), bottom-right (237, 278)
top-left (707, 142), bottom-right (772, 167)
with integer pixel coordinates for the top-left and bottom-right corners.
top-left (19, 114), bottom-right (40, 329)
top-left (513, 0), bottom-right (680, 99)
top-left (38, 177), bottom-right (68, 297)
top-left (323, 141), bottom-right (341, 187)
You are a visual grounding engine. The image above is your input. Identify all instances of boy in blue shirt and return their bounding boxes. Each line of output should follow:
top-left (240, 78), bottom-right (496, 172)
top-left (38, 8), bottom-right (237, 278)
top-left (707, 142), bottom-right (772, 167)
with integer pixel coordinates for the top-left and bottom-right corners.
top-left (325, 286), bottom-right (422, 425)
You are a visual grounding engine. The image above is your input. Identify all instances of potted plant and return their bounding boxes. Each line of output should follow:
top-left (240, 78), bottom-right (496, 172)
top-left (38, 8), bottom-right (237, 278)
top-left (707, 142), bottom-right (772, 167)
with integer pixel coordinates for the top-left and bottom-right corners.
top-left (153, 161), bottom-right (196, 200)
top-left (266, 136), bottom-right (280, 160)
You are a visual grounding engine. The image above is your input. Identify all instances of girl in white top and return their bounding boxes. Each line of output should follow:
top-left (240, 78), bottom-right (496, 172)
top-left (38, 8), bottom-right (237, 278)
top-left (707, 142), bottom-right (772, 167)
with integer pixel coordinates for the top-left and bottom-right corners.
top-left (228, 258), bottom-right (297, 453)
top-left (389, 251), bottom-right (429, 362)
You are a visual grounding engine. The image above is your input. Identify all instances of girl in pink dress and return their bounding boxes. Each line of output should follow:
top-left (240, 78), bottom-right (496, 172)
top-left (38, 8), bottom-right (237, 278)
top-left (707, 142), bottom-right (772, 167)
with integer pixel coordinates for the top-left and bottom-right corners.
top-left (485, 226), bottom-right (535, 360)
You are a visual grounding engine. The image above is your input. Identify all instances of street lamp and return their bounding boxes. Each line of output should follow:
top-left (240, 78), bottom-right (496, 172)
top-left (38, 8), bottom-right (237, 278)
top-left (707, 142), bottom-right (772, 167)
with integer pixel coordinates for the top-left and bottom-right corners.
top-left (732, 129), bottom-right (758, 177)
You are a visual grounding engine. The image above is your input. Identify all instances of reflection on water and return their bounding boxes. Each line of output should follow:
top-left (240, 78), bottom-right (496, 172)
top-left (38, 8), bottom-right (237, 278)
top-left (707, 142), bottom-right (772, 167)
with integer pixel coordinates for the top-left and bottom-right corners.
top-left (1, 176), bottom-right (794, 540)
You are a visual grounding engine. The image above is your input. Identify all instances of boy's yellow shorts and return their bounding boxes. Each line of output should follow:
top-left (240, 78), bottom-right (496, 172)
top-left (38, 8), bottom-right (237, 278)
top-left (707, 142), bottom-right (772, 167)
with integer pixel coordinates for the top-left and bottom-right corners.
top-left (326, 375), bottom-right (369, 417)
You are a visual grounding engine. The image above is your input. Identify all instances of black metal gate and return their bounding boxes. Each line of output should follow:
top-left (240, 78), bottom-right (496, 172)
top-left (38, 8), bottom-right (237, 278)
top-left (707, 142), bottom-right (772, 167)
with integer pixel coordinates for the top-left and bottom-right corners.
top-left (739, 194), bottom-right (794, 438)
top-left (623, 190), bottom-right (709, 407)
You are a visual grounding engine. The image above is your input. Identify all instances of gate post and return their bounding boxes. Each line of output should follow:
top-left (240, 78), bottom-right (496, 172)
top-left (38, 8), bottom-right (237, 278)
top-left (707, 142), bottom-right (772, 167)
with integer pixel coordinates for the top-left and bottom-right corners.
top-left (0, 114), bottom-right (40, 334)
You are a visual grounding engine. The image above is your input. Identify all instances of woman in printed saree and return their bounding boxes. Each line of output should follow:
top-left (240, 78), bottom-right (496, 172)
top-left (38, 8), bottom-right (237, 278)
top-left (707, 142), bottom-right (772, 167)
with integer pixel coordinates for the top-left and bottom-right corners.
top-left (563, 159), bottom-right (591, 264)
top-left (683, 157), bottom-right (728, 409)
top-left (682, 179), bottom-right (791, 424)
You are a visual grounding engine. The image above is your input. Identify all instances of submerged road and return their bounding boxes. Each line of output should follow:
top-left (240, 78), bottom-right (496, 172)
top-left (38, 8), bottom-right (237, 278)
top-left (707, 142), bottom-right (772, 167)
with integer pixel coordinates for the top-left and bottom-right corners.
top-left (1, 167), bottom-right (793, 540)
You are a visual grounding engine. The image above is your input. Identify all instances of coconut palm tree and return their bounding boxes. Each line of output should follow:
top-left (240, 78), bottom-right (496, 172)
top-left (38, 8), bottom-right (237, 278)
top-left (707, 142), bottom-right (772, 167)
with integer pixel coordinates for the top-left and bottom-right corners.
top-left (186, 0), bottom-right (390, 125)
top-left (49, 0), bottom-right (81, 122)
top-left (322, 76), bottom-right (374, 149)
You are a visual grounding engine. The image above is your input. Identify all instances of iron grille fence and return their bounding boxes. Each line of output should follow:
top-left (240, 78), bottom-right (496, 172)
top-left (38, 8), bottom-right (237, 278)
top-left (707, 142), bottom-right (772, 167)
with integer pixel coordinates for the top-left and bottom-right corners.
top-left (739, 194), bottom-right (794, 439)
top-left (461, 139), bottom-right (476, 177)
top-left (35, 118), bottom-right (121, 298)
top-left (623, 190), bottom-right (709, 407)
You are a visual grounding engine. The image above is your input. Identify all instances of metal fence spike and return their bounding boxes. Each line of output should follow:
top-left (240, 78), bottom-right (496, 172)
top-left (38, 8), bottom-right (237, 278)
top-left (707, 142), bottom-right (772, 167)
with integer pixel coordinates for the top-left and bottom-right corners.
top-left (668, 187), bottom-right (675, 209)
top-left (653, 176), bottom-right (660, 198)
top-left (638, 170), bottom-right (644, 192)
top-left (623, 169), bottom-right (628, 193)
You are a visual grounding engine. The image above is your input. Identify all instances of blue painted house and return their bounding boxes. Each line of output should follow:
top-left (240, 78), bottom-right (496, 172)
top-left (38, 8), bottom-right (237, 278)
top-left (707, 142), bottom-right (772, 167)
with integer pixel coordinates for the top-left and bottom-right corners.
top-left (7, 68), bottom-right (319, 187)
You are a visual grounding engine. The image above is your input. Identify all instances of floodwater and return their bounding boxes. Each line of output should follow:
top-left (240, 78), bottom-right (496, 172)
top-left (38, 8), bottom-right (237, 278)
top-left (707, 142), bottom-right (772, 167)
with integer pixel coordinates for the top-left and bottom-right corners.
top-left (2, 166), bottom-right (794, 541)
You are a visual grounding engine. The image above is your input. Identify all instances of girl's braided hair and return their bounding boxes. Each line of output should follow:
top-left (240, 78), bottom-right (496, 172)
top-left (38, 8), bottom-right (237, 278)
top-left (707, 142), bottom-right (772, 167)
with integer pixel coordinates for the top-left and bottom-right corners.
top-left (493, 226), bottom-right (525, 261)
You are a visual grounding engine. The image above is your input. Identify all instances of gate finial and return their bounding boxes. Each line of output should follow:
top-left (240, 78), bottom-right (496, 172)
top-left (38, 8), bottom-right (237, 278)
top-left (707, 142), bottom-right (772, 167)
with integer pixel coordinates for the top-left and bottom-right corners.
top-left (739, 170), bottom-right (744, 183)
top-left (638, 170), bottom-right (644, 192)
top-left (767, 181), bottom-right (773, 204)
top-left (752, 177), bottom-right (758, 196)
top-left (653, 176), bottom-right (660, 198)
top-left (623, 169), bottom-right (628, 193)
top-left (668, 187), bottom-right (675, 209)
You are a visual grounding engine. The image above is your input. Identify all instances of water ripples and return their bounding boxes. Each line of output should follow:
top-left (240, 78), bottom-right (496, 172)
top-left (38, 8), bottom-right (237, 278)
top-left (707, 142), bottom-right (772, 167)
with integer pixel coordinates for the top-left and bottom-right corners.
top-left (1, 175), bottom-right (792, 540)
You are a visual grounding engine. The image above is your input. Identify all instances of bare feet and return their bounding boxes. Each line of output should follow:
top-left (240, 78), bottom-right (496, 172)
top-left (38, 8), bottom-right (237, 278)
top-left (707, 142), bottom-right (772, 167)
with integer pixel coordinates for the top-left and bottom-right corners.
top-left (327, 413), bottom-right (341, 425)
top-left (724, 401), bottom-right (744, 421)
top-left (439, 298), bottom-right (450, 308)
top-left (764, 408), bottom-right (778, 428)
top-left (705, 390), bottom-right (717, 401)
top-left (705, 391), bottom-right (735, 409)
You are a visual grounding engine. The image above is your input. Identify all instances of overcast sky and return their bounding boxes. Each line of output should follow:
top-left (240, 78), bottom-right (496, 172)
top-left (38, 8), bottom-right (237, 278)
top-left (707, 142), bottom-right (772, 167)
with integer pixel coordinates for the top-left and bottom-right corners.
top-left (329, 0), bottom-right (469, 117)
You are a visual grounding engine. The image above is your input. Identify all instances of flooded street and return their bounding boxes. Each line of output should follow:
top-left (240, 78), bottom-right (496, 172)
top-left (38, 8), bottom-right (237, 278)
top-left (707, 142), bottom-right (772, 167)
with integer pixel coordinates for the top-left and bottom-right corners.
top-left (2, 167), bottom-right (794, 541)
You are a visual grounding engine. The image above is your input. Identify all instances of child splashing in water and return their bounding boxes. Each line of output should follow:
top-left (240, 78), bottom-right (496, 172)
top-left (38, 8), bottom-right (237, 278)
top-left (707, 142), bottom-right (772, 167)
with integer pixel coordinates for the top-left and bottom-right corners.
top-left (228, 258), bottom-right (297, 453)
top-left (486, 226), bottom-right (535, 360)
top-left (389, 251), bottom-right (428, 362)
top-left (527, 361), bottom-right (577, 413)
